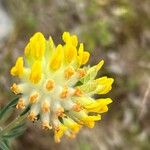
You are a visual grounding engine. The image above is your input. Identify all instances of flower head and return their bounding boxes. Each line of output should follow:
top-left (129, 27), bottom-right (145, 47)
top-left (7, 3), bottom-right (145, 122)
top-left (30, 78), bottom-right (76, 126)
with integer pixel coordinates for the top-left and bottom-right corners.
top-left (10, 32), bottom-right (114, 142)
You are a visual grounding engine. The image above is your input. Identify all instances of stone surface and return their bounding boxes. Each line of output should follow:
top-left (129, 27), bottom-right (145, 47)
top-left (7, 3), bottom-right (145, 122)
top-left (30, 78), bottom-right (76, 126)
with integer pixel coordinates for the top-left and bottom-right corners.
top-left (0, 3), bottom-right (13, 43)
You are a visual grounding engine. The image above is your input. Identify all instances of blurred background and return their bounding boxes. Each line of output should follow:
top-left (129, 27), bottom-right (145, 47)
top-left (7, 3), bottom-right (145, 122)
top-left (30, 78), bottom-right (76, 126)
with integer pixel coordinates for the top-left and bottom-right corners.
top-left (0, 0), bottom-right (150, 149)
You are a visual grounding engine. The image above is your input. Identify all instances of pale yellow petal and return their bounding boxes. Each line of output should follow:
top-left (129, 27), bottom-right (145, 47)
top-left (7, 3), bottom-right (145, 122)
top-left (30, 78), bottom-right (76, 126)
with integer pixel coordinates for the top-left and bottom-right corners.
top-left (10, 57), bottom-right (24, 77)
top-left (84, 98), bottom-right (112, 113)
top-left (63, 118), bottom-right (80, 133)
top-left (96, 77), bottom-right (114, 94)
top-left (82, 115), bottom-right (101, 128)
top-left (54, 124), bottom-right (67, 143)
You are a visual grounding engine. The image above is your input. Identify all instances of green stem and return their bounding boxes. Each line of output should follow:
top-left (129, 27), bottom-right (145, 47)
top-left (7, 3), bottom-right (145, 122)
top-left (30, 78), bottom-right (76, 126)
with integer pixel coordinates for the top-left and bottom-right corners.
top-left (0, 114), bottom-right (27, 137)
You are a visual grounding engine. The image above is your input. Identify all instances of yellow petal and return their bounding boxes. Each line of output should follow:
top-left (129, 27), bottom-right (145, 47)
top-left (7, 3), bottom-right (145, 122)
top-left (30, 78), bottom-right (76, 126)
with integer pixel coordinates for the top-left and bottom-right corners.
top-left (71, 35), bottom-right (78, 47)
top-left (84, 115), bottom-right (101, 121)
top-left (78, 43), bottom-right (84, 55)
top-left (78, 43), bottom-right (90, 66)
top-left (25, 32), bottom-right (46, 59)
top-left (48, 36), bottom-right (54, 49)
top-left (72, 110), bottom-right (101, 128)
top-left (77, 44), bottom-right (83, 66)
top-left (54, 124), bottom-right (67, 143)
top-left (85, 121), bottom-right (95, 128)
top-left (82, 51), bottom-right (90, 65)
top-left (96, 98), bottom-right (112, 105)
top-left (95, 60), bottom-right (104, 70)
top-left (62, 32), bottom-right (70, 43)
top-left (29, 61), bottom-right (42, 84)
top-left (84, 98), bottom-right (112, 113)
top-left (76, 97), bottom-right (95, 106)
top-left (82, 115), bottom-right (101, 128)
top-left (62, 32), bottom-right (78, 47)
top-left (50, 44), bottom-right (63, 70)
top-left (10, 57), bottom-right (24, 77)
top-left (24, 43), bottom-right (30, 57)
top-left (63, 118), bottom-right (80, 133)
top-left (64, 44), bottom-right (77, 63)
top-left (96, 77), bottom-right (114, 94)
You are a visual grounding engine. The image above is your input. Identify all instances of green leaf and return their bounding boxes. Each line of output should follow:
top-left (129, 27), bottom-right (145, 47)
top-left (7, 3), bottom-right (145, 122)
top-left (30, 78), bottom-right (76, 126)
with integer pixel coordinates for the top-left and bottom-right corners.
top-left (20, 105), bottom-right (30, 116)
top-left (0, 97), bottom-right (20, 120)
top-left (1, 120), bottom-right (26, 140)
top-left (11, 122), bottom-right (25, 131)
top-left (80, 60), bottom-right (104, 84)
top-left (0, 140), bottom-right (9, 150)
top-left (2, 129), bottom-right (25, 139)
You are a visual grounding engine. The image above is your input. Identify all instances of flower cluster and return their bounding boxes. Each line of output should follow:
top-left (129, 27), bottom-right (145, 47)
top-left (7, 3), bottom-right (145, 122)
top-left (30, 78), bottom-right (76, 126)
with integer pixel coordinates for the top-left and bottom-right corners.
top-left (10, 32), bottom-right (114, 142)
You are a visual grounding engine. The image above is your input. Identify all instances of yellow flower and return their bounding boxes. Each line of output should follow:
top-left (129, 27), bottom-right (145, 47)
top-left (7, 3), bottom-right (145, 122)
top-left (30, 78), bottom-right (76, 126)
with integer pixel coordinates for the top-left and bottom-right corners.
top-left (10, 32), bottom-right (114, 142)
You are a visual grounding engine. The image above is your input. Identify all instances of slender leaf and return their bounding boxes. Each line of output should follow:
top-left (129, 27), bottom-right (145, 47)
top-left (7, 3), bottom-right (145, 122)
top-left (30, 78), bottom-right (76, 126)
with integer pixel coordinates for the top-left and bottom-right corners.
top-left (0, 140), bottom-right (9, 150)
top-left (20, 105), bottom-right (30, 116)
top-left (2, 129), bottom-right (25, 139)
top-left (11, 122), bottom-right (25, 131)
top-left (0, 97), bottom-right (19, 120)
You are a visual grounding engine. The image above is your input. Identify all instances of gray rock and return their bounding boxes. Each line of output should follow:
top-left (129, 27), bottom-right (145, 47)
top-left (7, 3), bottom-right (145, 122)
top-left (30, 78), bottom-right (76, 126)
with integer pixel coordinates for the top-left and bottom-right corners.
top-left (0, 3), bottom-right (13, 43)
